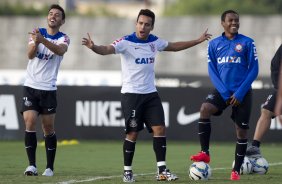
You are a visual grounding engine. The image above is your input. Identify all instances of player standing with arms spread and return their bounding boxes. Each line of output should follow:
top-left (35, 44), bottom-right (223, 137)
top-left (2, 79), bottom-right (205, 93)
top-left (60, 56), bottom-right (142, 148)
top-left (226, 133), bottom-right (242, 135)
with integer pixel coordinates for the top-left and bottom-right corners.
top-left (190, 10), bottom-right (259, 180)
top-left (82, 9), bottom-right (211, 182)
top-left (246, 44), bottom-right (282, 157)
top-left (22, 4), bottom-right (70, 176)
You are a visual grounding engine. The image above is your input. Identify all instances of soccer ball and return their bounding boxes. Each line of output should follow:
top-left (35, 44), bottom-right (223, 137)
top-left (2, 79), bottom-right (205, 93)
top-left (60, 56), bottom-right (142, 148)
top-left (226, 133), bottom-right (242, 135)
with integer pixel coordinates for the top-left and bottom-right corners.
top-left (249, 157), bottom-right (269, 174)
top-left (232, 156), bottom-right (253, 174)
top-left (189, 161), bottom-right (211, 180)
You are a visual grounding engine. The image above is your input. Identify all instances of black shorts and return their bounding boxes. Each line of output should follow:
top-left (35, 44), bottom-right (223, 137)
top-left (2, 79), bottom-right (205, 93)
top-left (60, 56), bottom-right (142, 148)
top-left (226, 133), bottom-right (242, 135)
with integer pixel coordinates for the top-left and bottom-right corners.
top-left (261, 89), bottom-right (277, 117)
top-left (205, 89), bottom-right (252, 129)
top-left (121, 92), bottom-right (165, 134)
top-left (21, 86), bottom-right (57, 114)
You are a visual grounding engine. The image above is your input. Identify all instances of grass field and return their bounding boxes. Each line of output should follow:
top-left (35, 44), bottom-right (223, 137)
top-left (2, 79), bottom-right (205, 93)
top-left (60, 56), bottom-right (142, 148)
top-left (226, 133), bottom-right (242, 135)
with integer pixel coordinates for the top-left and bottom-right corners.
top-left (0, 140), bottom-right (281, 184)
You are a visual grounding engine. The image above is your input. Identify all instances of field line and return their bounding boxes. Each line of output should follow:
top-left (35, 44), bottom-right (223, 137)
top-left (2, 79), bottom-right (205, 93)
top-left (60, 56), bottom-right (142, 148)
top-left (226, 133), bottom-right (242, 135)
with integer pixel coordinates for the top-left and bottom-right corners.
top-left (56, 162), bottom-right (282, 184)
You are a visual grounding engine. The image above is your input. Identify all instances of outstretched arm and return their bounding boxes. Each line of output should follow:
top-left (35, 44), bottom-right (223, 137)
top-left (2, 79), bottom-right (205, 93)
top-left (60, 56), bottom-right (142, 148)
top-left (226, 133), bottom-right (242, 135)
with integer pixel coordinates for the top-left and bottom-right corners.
top-left (164, 29), bottom-right (212, 52)
top-left (82, 33), bottom-right (115, 55)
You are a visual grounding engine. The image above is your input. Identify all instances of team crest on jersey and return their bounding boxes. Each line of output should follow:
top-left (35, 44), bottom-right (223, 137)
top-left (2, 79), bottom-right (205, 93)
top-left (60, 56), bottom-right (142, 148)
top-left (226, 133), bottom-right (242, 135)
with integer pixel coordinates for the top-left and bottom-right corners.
top-left (149, 43), bottom-right (155, 52)
top-left (63, 35), bottom-right (70, 45)
top-left (235, 43), bottom-right (243, 52)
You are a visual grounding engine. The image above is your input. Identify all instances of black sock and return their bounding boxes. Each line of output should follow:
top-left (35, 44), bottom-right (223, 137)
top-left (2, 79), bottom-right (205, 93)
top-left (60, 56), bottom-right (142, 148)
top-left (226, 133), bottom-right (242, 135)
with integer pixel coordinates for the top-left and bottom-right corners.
top-left (45, 132), bottom-right (57, 171)
top-left (123, 139), bottom-right (136, 168)
top-left (25, 131), bottom-right (37, 167)
top-left (153, 136), bottom-right (167, 173)
top-left (199, 119), bottom-right (211, 154)
top-left (233, 139), bottom-right (248, 173)
top-left (252, 140), bottom-right (261, 148)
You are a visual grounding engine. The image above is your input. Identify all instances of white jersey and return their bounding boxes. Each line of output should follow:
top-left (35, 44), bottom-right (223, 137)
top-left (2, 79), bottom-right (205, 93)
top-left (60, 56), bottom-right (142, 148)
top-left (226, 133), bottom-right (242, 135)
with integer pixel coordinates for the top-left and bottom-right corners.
top-left (112, 32), bottom-right (168, 94)
top-left (24, 28), bottom-right (70, 90)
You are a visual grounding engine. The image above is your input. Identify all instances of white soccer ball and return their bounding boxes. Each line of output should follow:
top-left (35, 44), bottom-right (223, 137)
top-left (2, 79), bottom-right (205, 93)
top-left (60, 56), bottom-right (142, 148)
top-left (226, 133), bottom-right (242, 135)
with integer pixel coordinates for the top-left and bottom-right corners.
top-left (189, 161), bottom-right (211, 180)
top-left (232, 156), bottom-right (253, 174)
top-left (249, 157), bottom-right (269, 174)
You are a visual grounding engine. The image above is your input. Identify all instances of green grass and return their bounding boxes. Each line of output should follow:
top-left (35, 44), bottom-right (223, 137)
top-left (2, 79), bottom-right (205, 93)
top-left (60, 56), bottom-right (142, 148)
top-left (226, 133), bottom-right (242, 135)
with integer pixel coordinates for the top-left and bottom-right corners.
top-left (0, 140), bottom-right (282, 184)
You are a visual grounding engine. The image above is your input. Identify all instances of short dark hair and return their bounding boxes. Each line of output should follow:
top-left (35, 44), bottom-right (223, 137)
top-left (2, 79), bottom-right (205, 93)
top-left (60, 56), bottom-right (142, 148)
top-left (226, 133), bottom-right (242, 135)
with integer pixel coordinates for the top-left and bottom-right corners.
top-left (221, 10), bottom-right (239, 21)
top-left (49, 4), bottom-right (65, 20)
top-left (137, 9), bottom-right (155, 26)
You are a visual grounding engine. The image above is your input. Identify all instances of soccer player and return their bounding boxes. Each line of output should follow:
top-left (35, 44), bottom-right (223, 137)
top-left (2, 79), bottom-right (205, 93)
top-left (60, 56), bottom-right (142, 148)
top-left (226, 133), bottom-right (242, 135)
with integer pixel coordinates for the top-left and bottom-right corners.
top-left (21, 4), bottom-right (70, 176)
top-left (246, 44), bottom-right (282, 157)
top-left (189, 10), bottom-right (259, 181)
top-left (82, 9), bottom-right (211, 182)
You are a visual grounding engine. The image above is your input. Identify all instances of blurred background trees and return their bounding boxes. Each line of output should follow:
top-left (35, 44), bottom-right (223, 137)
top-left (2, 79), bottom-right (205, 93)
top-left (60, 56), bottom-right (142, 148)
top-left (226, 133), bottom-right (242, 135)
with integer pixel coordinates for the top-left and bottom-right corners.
top-left (163, 0), bottom-right (282, 16)
top-left (0, 0), bottom-right (281, 17)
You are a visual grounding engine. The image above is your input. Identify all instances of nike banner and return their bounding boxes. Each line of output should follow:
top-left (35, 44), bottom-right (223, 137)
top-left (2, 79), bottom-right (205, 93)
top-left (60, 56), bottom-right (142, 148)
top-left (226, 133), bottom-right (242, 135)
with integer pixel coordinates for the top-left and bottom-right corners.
top-left (0, 85), bottom-right (281, 141)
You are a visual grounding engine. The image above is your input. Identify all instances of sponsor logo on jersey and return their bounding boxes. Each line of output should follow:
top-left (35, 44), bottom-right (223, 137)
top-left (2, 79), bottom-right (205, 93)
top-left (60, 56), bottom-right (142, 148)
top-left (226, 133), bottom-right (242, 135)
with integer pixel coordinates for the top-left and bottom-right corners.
top-left (217, 47), bottom-right (223, 51)
top-left (135, 57), bottom-right (155, 64)
top-left (217, 56), bottom-right (241, 64)
top-left (36, 52), bottom-right (53, 60)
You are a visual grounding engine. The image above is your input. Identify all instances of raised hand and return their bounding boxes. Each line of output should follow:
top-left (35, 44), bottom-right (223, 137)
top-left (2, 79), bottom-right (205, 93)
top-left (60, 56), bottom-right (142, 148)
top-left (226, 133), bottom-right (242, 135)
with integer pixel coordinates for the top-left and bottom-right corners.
top-left (198, 29), bottom-right (212, 43)
top-left (28, 28), bottom-right (43, 44)
top-left (82, 33), bottom-right (94, 49)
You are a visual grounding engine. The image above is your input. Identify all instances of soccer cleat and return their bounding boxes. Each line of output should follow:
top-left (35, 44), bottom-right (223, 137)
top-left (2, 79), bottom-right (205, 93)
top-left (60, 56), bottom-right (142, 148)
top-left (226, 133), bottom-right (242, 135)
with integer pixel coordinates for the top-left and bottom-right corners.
top-left (246, 145), bottom-right (262, 158)
top-left (42, 168), bottom-right (54, 176)
top-left (190, 151), bottom-right (210, 163)
top-left (230, 170), bottom-right (240, 180)
top-left (123, 171), bottom-right (135, 182)
top-left (24, 165), bottom-right (38, 176)
top-left (156, 169), bottom-right (178, 181)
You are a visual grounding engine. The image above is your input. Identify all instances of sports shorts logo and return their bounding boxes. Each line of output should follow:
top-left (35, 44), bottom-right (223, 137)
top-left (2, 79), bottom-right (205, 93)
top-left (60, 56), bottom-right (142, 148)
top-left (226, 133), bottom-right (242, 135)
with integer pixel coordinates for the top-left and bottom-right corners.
top-left (206, 94), bottom-right (215, 100)
top-left (23, 97), bottom-right (32, 107)
top-left (177, 107), bottom-right (200, 125)
top-left (24, 100), bottom-right (32, 107)
top-left (129, 119), bottom-right (137, 128)
top-left (241, 122), bottom-right (248, 126)
top-left (48, 108), bottom-right (54, 112)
